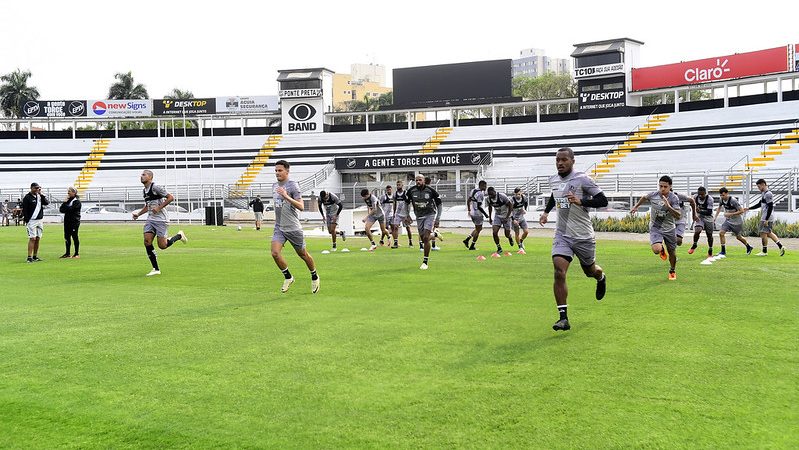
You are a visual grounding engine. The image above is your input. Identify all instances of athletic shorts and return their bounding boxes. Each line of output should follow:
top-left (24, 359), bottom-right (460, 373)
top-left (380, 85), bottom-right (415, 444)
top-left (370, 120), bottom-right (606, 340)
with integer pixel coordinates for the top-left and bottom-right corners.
top-left (325, 214), bottom-right (338, 226)
top-left (758, 220), bottom-right (774, 234)
top-left (675, 222), bottom-right (686, 238)
top-left (512, 217), bottom-right (528, 232)
top-left (26, 219), bottom-right (43, 238)
top-left (366, 213), bottom-right (385, 225)
top-left (694, 217), bottom-right (714, 232)
top-left (650, 227), bottom-right (677, 251)
top-left (416, 213), bottom-right (436, 234)
top-left (470, 213), bottom-right (484, 226)
top-left (143, 220), bottom-right (168, 238)
top-left (254, 212), bottom-right (264, 221)
top-left (385, 214), bottom-right (394, 227)
top-left (492, 216), bottom-right (511, 230)
top-left (393, 214), bottom-right (410, 226)
top-left (272, 226), bottom-right (305, 251)
top-left (721, 221), bottom-right (743, 236)
top-left (552, 234), bottom-right (596, 267)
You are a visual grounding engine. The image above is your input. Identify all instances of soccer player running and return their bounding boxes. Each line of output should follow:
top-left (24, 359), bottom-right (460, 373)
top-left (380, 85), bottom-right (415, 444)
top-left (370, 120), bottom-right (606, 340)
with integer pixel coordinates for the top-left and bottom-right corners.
top-left (713, 187), bottom-right (753, 259)
top-left (317, 190), bottom-right (345, 251)
top-left (747, 178), bottom-right (785, 256)
top-left (539, 148), bottom-right (607, 331)
top-left (360, 188), bottom-right (389, 251)
top-left (380, 185), bottom-right (395, 246)
top-left (391, 179), bottom-right (414, 248)
top-left (463, 180), bottom-right (488, 250)
top-left (271, 160), bottom-right (319, 294)
top-left (424, 176), bottom-right (442, 251)
top-left (405, 174), bottom-right (442, 270)
top-left (630, 176), bottom-right (682, 280)
top-left (487, 186), bottom-right (514, 257)
top-left (131, 170), bottom-right (187, 276)
top-left (688, 186), bottom-right (716, 260)
top-left (511, 187), bottom-right (529, 254)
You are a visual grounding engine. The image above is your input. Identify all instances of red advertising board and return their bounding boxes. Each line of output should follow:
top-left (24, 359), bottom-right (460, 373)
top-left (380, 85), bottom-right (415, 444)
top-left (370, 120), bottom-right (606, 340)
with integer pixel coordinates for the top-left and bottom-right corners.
top-left (632, 46), bottom-right (789, 91)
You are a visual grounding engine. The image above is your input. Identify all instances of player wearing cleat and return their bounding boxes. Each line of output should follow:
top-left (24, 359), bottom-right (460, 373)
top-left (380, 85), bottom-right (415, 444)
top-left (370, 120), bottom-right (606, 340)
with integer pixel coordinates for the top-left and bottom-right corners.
top-left (361, 189), bottom-right (389, 251)
top-left (405, 174), bottom-right (442, 269)
top-left (747, 179), bottom-right (786, 256)
top-left (511, 187), bottom-right (529, 252)
top-left (424, 177), bottom-right (441, 251)
top-left (539, 148), bottom-right (608, 331)
top-left (689, 186), bottom-right (715, 259)
top-left (318, 191), bottom-right (345, 251)
top-left (672, 189), bottom-right (697, 247)
top-left (463, 180), bottom-right (489, 250)
top-left (22, 182), bottom-right (49, 263)
top-left (631, 176), bottom-right (682, 280)
top-left (380, 185), bottom-right (395, 247)
top-left (392, 180), bottom-right (414, 248)
top-left (131, 170), bottom-right (187, 276)
top-left (271, 160), bottom-right (319, 294)
top-left (487, 187), bottom-right (514, 256)
top-left (714, 187), bottom-right (753, 258)
top-left (59, 187), bottom-right (82, 259)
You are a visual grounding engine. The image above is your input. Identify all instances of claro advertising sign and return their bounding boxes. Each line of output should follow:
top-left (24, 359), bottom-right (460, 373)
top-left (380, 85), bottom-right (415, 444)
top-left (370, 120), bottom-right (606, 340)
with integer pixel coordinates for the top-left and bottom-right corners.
top-left (631, 46), bottom-right (790, 91)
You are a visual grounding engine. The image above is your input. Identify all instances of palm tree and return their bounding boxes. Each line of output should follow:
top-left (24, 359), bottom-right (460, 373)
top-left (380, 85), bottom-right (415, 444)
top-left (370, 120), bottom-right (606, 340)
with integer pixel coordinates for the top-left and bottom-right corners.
top-left (107, 71), bottom-right (148, 99)
top-left (164, 88), bottom-right (193, 100)
top-left (0, 69), bottom-right (40, 129)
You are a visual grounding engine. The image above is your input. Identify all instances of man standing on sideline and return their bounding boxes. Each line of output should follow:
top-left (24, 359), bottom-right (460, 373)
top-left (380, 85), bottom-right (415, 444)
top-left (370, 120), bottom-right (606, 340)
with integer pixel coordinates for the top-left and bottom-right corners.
top-left (539, 148), bottom-right (607, 331)
top-left (405, 174), bottom-right (442, 270)
top-left (361, 188), bottom-right (389, 251)
top-left (380, 185), bottom-right (395, 246)
top-left (487, 186), bottom-right (514, 257)
top-left (511, 187), bottom-right (529, 254)
top-left (271, 160), bottom-right (319, 294)
top-left (1, 199), bottom-right (10, 226)
top-left (463, 180), bottom-right (488, 250)
top-left (689, 187), bottom-right (716, 260)
top-left (747, 179), bottom-right (786, 256)
top-left (249, 195), bottom-right (265, 231)
top-left (713, 187), bottom-right (753, 258)
top-left (22, 182), bottom-right (49, 263)
top-left (392, 180), bottom-right (413, 248)
top-left (631, 176), bottom-right (682, 280)
top-left (59, 187), bottom-right (82, 259)
top-left (317, 190), bottom-right (345, 251)
top-left (131, 170), bottom-right (187, 276)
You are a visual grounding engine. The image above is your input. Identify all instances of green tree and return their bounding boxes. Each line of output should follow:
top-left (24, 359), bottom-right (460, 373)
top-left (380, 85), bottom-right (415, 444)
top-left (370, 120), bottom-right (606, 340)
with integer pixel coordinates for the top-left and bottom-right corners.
top-left (0, 69), bottom-right (40, 129)
top-left (108, 71), bottom-right (148, 99)
top-left (513, 73), bottom-right (576, 100)
top-left (164, 88), bottom-right (194, 100)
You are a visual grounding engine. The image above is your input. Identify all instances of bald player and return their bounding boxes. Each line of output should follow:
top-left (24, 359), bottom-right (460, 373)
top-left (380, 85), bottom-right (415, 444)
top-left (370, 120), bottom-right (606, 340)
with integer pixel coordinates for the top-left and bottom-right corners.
top-left (539, 148), bottom-right (607, 331)
top-left (405, 174), bottom-right (442, 270)
top-left (688, 186), bottom-right (715, 259)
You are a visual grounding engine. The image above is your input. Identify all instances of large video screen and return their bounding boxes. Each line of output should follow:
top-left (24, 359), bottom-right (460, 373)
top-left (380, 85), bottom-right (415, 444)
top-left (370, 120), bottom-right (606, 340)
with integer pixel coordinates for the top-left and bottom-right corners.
top-left (393, 60), bottom-right (512, 108)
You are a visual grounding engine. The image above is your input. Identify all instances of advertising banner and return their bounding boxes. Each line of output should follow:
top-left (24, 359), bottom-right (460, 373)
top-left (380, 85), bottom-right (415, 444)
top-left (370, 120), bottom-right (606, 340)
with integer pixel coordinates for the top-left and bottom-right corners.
top-left (21, 100), bottom-right (86, 117)
top-left (573, 63), bottom-right (625, 79)
top-left (335, 151), bottom-right (491, 170)
top-left (578, 76), bottom-right (628, 119)
top-left (632, 46), bottom-right (790, 91)
top-left (281, 98), bottom-right (324, 134)
top-left (87, 99), bottom-right (152, 118)
top-left (215, 96), bottom-right (279, 114)
top-left (153, 98), bottom-right (216, 116)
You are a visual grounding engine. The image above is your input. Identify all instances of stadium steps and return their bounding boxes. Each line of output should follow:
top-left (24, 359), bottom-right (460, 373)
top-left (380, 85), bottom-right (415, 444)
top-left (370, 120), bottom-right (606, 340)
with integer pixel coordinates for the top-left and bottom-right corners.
top-left (73, 139), bottom-right (110, 194)
top-left (419, 127), bottom-right (453, 154)
top-left (229, 135), bottom-right (283, 197)
top-left (718, 125), bottom-right (799, 188)
top-left (590, 114), bottom-right (669, 178)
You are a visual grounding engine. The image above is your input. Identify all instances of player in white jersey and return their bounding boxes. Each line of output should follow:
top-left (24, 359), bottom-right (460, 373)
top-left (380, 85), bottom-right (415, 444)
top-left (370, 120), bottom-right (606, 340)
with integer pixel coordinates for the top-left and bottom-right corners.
top-left (631, 176), bottom-right (682, 280)
top-left (391, 179), bottom-right (414, 248)
top-left (463, 180), bottom-right (488, 250)
top-left (746, 179), bottom-right (785, 256)
top-left (539, 148), bottom-right (607, 331)
top-left (271, 160), bottom-right (319, 294)
top-left (131, 170), bottom-right (187, 276)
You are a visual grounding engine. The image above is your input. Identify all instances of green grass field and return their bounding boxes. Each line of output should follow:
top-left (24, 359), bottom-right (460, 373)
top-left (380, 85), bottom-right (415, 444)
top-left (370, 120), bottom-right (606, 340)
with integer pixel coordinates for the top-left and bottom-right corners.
top-left (1, 224), bottom-right (797, 449)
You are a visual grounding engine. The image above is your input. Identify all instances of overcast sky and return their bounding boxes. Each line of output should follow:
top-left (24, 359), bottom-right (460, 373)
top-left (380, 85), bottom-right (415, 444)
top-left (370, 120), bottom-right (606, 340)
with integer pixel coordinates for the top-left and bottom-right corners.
top-left (1, 0), bottom-right (796, 99)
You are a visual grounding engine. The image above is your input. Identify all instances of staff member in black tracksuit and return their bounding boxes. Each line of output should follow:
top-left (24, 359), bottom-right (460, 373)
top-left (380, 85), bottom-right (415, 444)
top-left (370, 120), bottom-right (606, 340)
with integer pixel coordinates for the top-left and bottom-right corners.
top-left (60, 187), bottom-right (82, 259)
top-left (22, 182), bottom-right (49, 263)
top-left (249, 196), bottom-right (265, 231)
